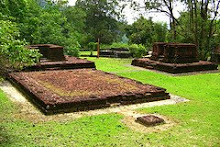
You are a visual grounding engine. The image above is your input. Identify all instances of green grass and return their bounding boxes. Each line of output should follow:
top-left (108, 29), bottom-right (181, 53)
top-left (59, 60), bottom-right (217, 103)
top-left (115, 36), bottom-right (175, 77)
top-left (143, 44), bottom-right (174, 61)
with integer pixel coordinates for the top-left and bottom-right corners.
top-left (86, 57), bottom-right (135, 72)
top-left (80, 51), bottom-right (97, 56)
top-left (0, 57), bottom-right (220, 146)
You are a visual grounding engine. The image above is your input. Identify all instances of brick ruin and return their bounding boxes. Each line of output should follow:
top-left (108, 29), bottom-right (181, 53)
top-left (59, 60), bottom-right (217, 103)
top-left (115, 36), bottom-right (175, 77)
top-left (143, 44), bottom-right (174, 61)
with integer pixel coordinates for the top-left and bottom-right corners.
top-left (211, 45), bottom-right (220, 63)
top-left (7, 44), bottom-right (171, 114)
top-left (132, 42), bottom-right (218, 74)
top-left (25, 44), bottom-right (95, 71)
top-left (99, 48), bottom-right (131, 58)
top-left (150, 42), bottom-right (199, 63)
top-left (28, 44), bottom-right (66, 61)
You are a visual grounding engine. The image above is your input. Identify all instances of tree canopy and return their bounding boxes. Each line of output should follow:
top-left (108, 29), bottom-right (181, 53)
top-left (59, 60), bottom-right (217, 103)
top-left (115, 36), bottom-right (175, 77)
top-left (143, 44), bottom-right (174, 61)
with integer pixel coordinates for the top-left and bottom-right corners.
top-left (0, 0), bottom-right (220, 68)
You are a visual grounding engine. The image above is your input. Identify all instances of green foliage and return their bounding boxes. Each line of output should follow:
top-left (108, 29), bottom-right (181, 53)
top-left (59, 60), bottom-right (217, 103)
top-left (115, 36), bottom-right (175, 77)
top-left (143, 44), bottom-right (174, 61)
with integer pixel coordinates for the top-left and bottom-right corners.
top-left (62, 6), bottom-right (88, 46)
top-left (0, 20), bottom-right (41, 71)
top-left (101, 43), bottom-right (130, 49)
top-left (128, 44), bottom-right (146, 58)
top-left (142, 0), bottom-right (220, 60)
top-left (75, 0), bottom-right (123, 44)
top-left (126, 16), bottom-right (167, 48)
top-left (175, 10), bottom-right (220, 60)
top-left (88, 42), bottom-right (97, 50)
top-left (0, 0), bottom-right (27, 22)
top-left (101, 42), bottom-right (146, 58)
top-left (18, 0), bottom-right (80, 57)
top-left (64, 43), bottom-right (80, 57)
top-left (87, 42), bottom-right (97, 55)
top-left (110, 42), bottom-right (130, 49)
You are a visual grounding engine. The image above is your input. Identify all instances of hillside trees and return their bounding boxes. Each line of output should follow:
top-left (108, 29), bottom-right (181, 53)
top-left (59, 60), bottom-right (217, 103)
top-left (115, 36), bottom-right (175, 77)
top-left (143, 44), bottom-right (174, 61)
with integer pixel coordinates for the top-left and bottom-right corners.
top-left (126, 16), bottom-right (167, 47)
top-left (182, 0), bottom-right (220, 59)
top-left (75, 0), bottom-right (124, 44)
top-left (127, 0), bottom-right (220, 59)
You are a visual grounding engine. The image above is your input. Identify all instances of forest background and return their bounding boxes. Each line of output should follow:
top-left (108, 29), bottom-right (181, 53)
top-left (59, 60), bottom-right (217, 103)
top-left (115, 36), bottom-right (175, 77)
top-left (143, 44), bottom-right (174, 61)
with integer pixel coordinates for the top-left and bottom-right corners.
top-left (0, 0), bottom-right (220, 70)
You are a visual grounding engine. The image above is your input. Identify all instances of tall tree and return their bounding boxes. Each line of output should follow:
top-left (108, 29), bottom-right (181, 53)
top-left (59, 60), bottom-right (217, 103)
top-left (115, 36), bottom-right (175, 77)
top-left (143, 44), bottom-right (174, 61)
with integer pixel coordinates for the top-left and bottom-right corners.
top-left (127, 0), bottom-right (220, 59)
top-left (75, 0), bottom-right (123, 44)
top-left (143, 0), bottom-right (181, 41)
top-left (126, 16), bottom-right (167, 47)
top-left (181, 0), bottom-right (220, 59)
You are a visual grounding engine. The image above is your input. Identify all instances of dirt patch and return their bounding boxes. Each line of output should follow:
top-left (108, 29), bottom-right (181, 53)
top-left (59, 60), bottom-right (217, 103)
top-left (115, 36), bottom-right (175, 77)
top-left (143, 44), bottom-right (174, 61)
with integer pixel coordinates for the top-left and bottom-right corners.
top-left (8, 69), bottom-right (170, 114)
top-left (120, 111), bottom-right (176, 133)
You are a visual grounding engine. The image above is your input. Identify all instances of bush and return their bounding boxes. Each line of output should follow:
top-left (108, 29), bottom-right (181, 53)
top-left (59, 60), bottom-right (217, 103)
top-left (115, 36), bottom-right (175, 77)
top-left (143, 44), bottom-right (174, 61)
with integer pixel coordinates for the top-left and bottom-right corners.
top-left (100, 43), bottom-right (129, 50)
top-left (0, 20), bottom-right (42, 74)
top-left (110, 43), bottom-right (130, 49)
top-left (64, 43), bottom-right (80, 57)
top-left (100, 42), bottom-right (146, 58)
top-left (88, 42), bottom-right (97, 55)
top-left (129, 44), bottom-right (146, 58)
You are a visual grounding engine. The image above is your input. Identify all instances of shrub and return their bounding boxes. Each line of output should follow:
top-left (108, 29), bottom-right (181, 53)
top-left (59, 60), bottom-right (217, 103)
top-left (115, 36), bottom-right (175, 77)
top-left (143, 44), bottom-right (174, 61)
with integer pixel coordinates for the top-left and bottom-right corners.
top-left (100, 43), bottom-right (129, 50)
top-left (110, 43), bottom-right (130, 49)
top-left (0, 20), bottom-right (42, 74)
top-left (88, 42), bottom-right (97, 55)
top-left (129, 44), bottom-right (146, 58)
top-left (100, 42), bottom-right (146, 58)
top-left (64, 42), bottom-right (80, 57)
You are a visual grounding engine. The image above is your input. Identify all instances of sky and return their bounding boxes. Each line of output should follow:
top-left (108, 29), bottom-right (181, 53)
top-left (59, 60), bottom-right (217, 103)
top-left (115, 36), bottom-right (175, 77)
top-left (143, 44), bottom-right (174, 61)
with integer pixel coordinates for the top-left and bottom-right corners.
top-left (68, 0), bottom-right (186, 25)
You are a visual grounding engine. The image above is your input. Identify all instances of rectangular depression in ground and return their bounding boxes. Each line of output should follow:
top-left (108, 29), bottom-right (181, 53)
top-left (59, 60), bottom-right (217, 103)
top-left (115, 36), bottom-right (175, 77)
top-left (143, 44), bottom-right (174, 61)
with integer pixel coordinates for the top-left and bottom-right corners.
top-left (9, 69), bottom-right (170, 114)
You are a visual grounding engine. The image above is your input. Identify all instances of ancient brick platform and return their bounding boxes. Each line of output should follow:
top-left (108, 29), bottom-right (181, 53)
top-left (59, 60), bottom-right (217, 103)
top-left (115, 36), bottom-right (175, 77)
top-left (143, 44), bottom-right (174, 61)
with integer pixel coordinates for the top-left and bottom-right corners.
top-left (23, 56), bottom-right (95, 71)
top-left (211, 46), bottom-right (220, 63)
top-left (8, 69), bottom-right (170, 114)
top-left (26, 44), bottom-right (95, 71)
top-left (132, 58), bottom-right (218, 74)
top-left (99, 48), bottom-right (131, 58)
top-left (28, 44), bottom-right (66, 61)
top-left (132, 42), bottom-right (218, 74)
top-left (150, 42), bottom-right (199, 63)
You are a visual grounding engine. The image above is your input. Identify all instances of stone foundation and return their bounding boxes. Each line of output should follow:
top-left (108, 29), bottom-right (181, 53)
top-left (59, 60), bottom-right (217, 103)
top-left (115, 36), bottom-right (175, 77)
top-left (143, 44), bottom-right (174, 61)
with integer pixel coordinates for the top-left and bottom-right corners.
top-left (132, 42), bottom-right (218, 74)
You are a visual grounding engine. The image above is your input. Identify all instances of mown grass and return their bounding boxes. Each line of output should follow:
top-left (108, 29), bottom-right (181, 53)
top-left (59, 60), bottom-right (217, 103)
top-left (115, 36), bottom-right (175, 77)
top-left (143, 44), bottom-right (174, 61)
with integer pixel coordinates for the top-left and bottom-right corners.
top-left (80, 51), bottom-right (97, 56)
top-left (0, 57), bottom-right (220, 146)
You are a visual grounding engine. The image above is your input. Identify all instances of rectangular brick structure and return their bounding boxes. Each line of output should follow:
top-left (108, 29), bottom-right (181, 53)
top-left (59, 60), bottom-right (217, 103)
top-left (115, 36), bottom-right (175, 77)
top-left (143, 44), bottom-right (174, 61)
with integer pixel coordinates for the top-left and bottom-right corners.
top-left (132, 42), bottom-right (218, 74)
top-left (8, 69), bottom-right (170, 114)
top-left (211, 45), bottom-right (220, 63)
top-left (151, 42), bottom-right (198, 63)
top-left (28, 44), bottom-right (66, 61)
top-left (99, 48), bottom-right (131, 58)
top-left (25, 44), bottom-right (96, 71)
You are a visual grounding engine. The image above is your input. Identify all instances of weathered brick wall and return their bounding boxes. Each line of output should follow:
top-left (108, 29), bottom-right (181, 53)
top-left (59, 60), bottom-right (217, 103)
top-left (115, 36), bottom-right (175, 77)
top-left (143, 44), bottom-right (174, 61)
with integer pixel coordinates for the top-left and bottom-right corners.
top-left (28, 44), bottom-right (65, 61)
top-left (150, 42), bottom-right (198, 63)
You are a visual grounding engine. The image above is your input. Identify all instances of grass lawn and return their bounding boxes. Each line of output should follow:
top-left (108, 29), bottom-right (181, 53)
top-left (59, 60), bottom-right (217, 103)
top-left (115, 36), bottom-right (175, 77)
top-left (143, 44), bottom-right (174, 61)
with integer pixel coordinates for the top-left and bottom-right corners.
top-left (0, 57), bottom-right (220, 146)
top-left (80, 51), bottom-right (97, 56)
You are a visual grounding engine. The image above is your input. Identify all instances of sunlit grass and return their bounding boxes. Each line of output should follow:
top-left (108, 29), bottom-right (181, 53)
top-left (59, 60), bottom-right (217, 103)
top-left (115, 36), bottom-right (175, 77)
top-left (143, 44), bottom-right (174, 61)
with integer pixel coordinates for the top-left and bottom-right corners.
top-left (80, 51), bottom-right (97, 56)
top-left (0, 57), bottom-right (220, 146)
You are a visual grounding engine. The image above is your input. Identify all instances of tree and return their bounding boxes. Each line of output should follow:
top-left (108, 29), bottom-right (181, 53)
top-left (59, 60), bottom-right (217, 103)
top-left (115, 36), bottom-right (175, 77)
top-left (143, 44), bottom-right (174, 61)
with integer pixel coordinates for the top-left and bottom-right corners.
top-left (142, 0), bottom-right (181, 41)
top-left (126, 16), bottom-right (167, 47)
top-left (20, 0), bottom-right (82, 56)
top-left (75, 0), bottom-right (123, 44)
top-left (0, 0), bottom-right (82, 58)
top-left (0, 20), bottom-right (41, 74)
top-left (127, 0), bottom-right (220, 59)
top-left (178, 0), bottom-right (220, 59)
top-left (62, 6), bottom-right (88, 46)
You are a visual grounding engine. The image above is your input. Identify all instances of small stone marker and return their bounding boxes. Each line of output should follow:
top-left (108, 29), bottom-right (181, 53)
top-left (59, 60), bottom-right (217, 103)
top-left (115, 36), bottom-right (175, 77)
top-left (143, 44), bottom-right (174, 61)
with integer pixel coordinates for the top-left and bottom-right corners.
top-left (136, 115), bottom-right (165, 126)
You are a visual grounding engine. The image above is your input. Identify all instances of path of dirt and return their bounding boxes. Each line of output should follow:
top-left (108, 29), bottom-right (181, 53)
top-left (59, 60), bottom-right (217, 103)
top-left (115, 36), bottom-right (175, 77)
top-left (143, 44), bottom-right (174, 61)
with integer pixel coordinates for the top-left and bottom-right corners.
top-left (0, 80), bottom-right (189, 133)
